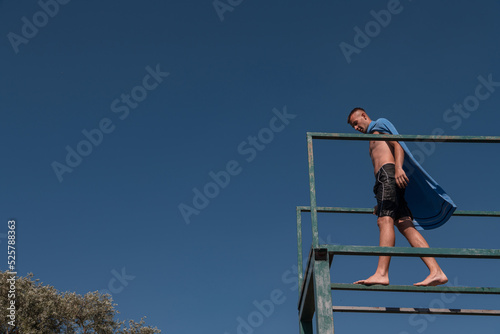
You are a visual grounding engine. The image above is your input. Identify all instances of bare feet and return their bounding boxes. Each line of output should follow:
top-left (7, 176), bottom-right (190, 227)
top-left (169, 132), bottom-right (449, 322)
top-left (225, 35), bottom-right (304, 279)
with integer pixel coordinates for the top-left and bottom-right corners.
top-left (413, 272), bottom-right (448, 286)
top-left (354, 273), bottom-right (389, 285)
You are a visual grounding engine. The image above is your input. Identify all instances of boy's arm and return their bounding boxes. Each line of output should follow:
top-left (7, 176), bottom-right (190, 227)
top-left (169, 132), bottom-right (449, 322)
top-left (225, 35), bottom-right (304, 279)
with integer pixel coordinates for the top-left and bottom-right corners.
top-left (388, 141), bottom-right (409, 188)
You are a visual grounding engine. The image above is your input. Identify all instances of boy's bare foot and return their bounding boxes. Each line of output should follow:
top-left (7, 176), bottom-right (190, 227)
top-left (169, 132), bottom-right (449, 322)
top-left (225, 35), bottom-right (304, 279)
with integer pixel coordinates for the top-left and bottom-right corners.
top-left (354, 273), bottom-right (389, 285)
top-left (413, 272), bottom-right (448, 286)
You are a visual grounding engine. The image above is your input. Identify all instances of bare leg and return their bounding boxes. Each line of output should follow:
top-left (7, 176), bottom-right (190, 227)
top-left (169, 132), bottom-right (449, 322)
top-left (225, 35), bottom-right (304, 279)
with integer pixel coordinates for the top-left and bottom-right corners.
top-left (354, 216), bottom-right (394, 285)
top-left (396, 217), bottom-right (448, 286)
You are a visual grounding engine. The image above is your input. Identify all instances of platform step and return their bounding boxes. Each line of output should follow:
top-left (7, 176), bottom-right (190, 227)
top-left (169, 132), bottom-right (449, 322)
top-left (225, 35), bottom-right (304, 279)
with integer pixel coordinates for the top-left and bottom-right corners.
top-left (332, 306), bottom-right (500, 316)
top-left (330, 283), bottom-right (500, 294)
top-left (322, 244), bottom-right (500, 258)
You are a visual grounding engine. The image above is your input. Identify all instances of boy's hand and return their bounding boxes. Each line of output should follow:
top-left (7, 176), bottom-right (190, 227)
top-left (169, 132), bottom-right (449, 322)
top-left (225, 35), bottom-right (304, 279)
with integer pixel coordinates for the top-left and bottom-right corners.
top-left (395, 167), bottom-right (409, 188)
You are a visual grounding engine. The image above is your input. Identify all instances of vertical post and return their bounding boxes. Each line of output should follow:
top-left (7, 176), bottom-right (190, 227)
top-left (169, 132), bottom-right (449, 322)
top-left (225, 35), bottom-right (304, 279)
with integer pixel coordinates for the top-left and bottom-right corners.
top-left (313, 249), bottom-right (334, 334)
top-left (307, 134), bottom-right (319, 248)
top-left (297, 207), bottom-right (304, 290)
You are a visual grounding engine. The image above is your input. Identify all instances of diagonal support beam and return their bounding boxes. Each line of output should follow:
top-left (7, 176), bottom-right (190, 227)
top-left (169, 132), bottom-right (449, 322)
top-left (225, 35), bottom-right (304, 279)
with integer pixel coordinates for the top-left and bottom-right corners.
top-left (298, 249), bottom-right (315, 320)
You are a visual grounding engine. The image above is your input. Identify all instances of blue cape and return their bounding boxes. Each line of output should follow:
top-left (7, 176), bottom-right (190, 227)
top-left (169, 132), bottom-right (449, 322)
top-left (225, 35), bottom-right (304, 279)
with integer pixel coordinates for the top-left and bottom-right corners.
top-left (367, 118), bottom-right (456, 230)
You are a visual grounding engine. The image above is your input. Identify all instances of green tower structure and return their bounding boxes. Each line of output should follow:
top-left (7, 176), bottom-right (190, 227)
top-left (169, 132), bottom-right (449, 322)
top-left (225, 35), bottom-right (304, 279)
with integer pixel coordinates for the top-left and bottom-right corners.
top-left (297, 132), bottom-right (500, 334)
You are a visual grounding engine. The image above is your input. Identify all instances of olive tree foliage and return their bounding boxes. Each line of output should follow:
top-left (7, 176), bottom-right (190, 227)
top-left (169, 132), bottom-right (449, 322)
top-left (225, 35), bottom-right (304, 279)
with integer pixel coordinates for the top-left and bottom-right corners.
top-left (0, 271), bottom-right (161, 334)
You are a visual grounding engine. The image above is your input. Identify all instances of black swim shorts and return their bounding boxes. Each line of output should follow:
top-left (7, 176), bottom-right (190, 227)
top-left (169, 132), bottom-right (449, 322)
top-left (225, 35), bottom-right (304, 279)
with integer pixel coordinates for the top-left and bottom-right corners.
top-left (373, 163), bottom-right (413, 221)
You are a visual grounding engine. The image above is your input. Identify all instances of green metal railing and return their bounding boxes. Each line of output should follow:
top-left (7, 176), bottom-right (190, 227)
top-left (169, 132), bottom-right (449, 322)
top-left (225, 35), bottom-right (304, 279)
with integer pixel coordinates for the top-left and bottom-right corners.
top-left (297, 132), bottom-right (500, 334)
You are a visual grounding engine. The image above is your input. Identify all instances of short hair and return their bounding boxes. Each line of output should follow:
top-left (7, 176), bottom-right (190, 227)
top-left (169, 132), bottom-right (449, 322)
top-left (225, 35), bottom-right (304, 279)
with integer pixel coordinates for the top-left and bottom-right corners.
top-left (347, 107), bottom-right (365, 124)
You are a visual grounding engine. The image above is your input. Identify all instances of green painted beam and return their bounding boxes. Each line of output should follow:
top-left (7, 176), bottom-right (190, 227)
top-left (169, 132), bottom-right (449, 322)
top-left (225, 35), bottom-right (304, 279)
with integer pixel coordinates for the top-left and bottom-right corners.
top-left (331, 306), bottom-right (500, 316)
top-left (298, 249), bottom-right (336, 315)
top-left (307, 134), bottom-right (319, 248)
top-left (452, 210), bottom-right (500, 217)
top-left (297, 206), bottom-right (500, 217)
top-left (308, 132), bottom-right (500, 143)
top-left (296, 207), bottom-right (304, 289)
top-left (322, 245), bottom-right (500, 258)
top-left (313, 252), bottom-right (334, 334)
top-left (330, 283), bottom-right (500, 294)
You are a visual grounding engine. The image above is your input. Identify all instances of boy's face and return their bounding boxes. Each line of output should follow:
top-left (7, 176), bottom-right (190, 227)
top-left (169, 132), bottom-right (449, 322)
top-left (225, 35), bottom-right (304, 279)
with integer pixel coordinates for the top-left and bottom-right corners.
top-left (349, 111), bottom-right (370, 133)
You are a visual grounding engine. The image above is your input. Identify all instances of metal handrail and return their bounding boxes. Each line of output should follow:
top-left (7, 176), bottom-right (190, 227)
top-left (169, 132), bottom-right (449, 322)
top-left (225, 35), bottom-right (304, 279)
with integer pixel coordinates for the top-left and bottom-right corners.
top-left (298, 132), bottom-right (500, 333)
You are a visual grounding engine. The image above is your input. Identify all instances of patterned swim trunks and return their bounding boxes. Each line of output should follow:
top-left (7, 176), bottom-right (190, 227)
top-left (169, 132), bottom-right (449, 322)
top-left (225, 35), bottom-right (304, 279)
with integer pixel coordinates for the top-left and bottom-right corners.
top-left (373, 163), bottom-right (413, 221)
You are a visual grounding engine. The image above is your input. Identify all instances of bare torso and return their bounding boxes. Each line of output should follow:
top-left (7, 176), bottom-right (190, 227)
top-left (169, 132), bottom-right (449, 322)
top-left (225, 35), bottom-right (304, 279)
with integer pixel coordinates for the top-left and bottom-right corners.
top-left (369, 131), bottom-right (395, 174)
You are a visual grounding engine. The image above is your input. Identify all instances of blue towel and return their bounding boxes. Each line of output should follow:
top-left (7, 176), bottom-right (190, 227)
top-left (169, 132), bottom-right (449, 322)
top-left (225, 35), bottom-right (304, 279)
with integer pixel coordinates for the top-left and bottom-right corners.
top-left (367, 118), bottom-right (456, 229)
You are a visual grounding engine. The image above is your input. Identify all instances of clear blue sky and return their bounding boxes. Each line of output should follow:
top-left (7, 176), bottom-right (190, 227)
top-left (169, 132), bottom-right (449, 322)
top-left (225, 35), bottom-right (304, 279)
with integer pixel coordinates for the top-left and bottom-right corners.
top-left (1, 0), bottom-right (499, 333)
